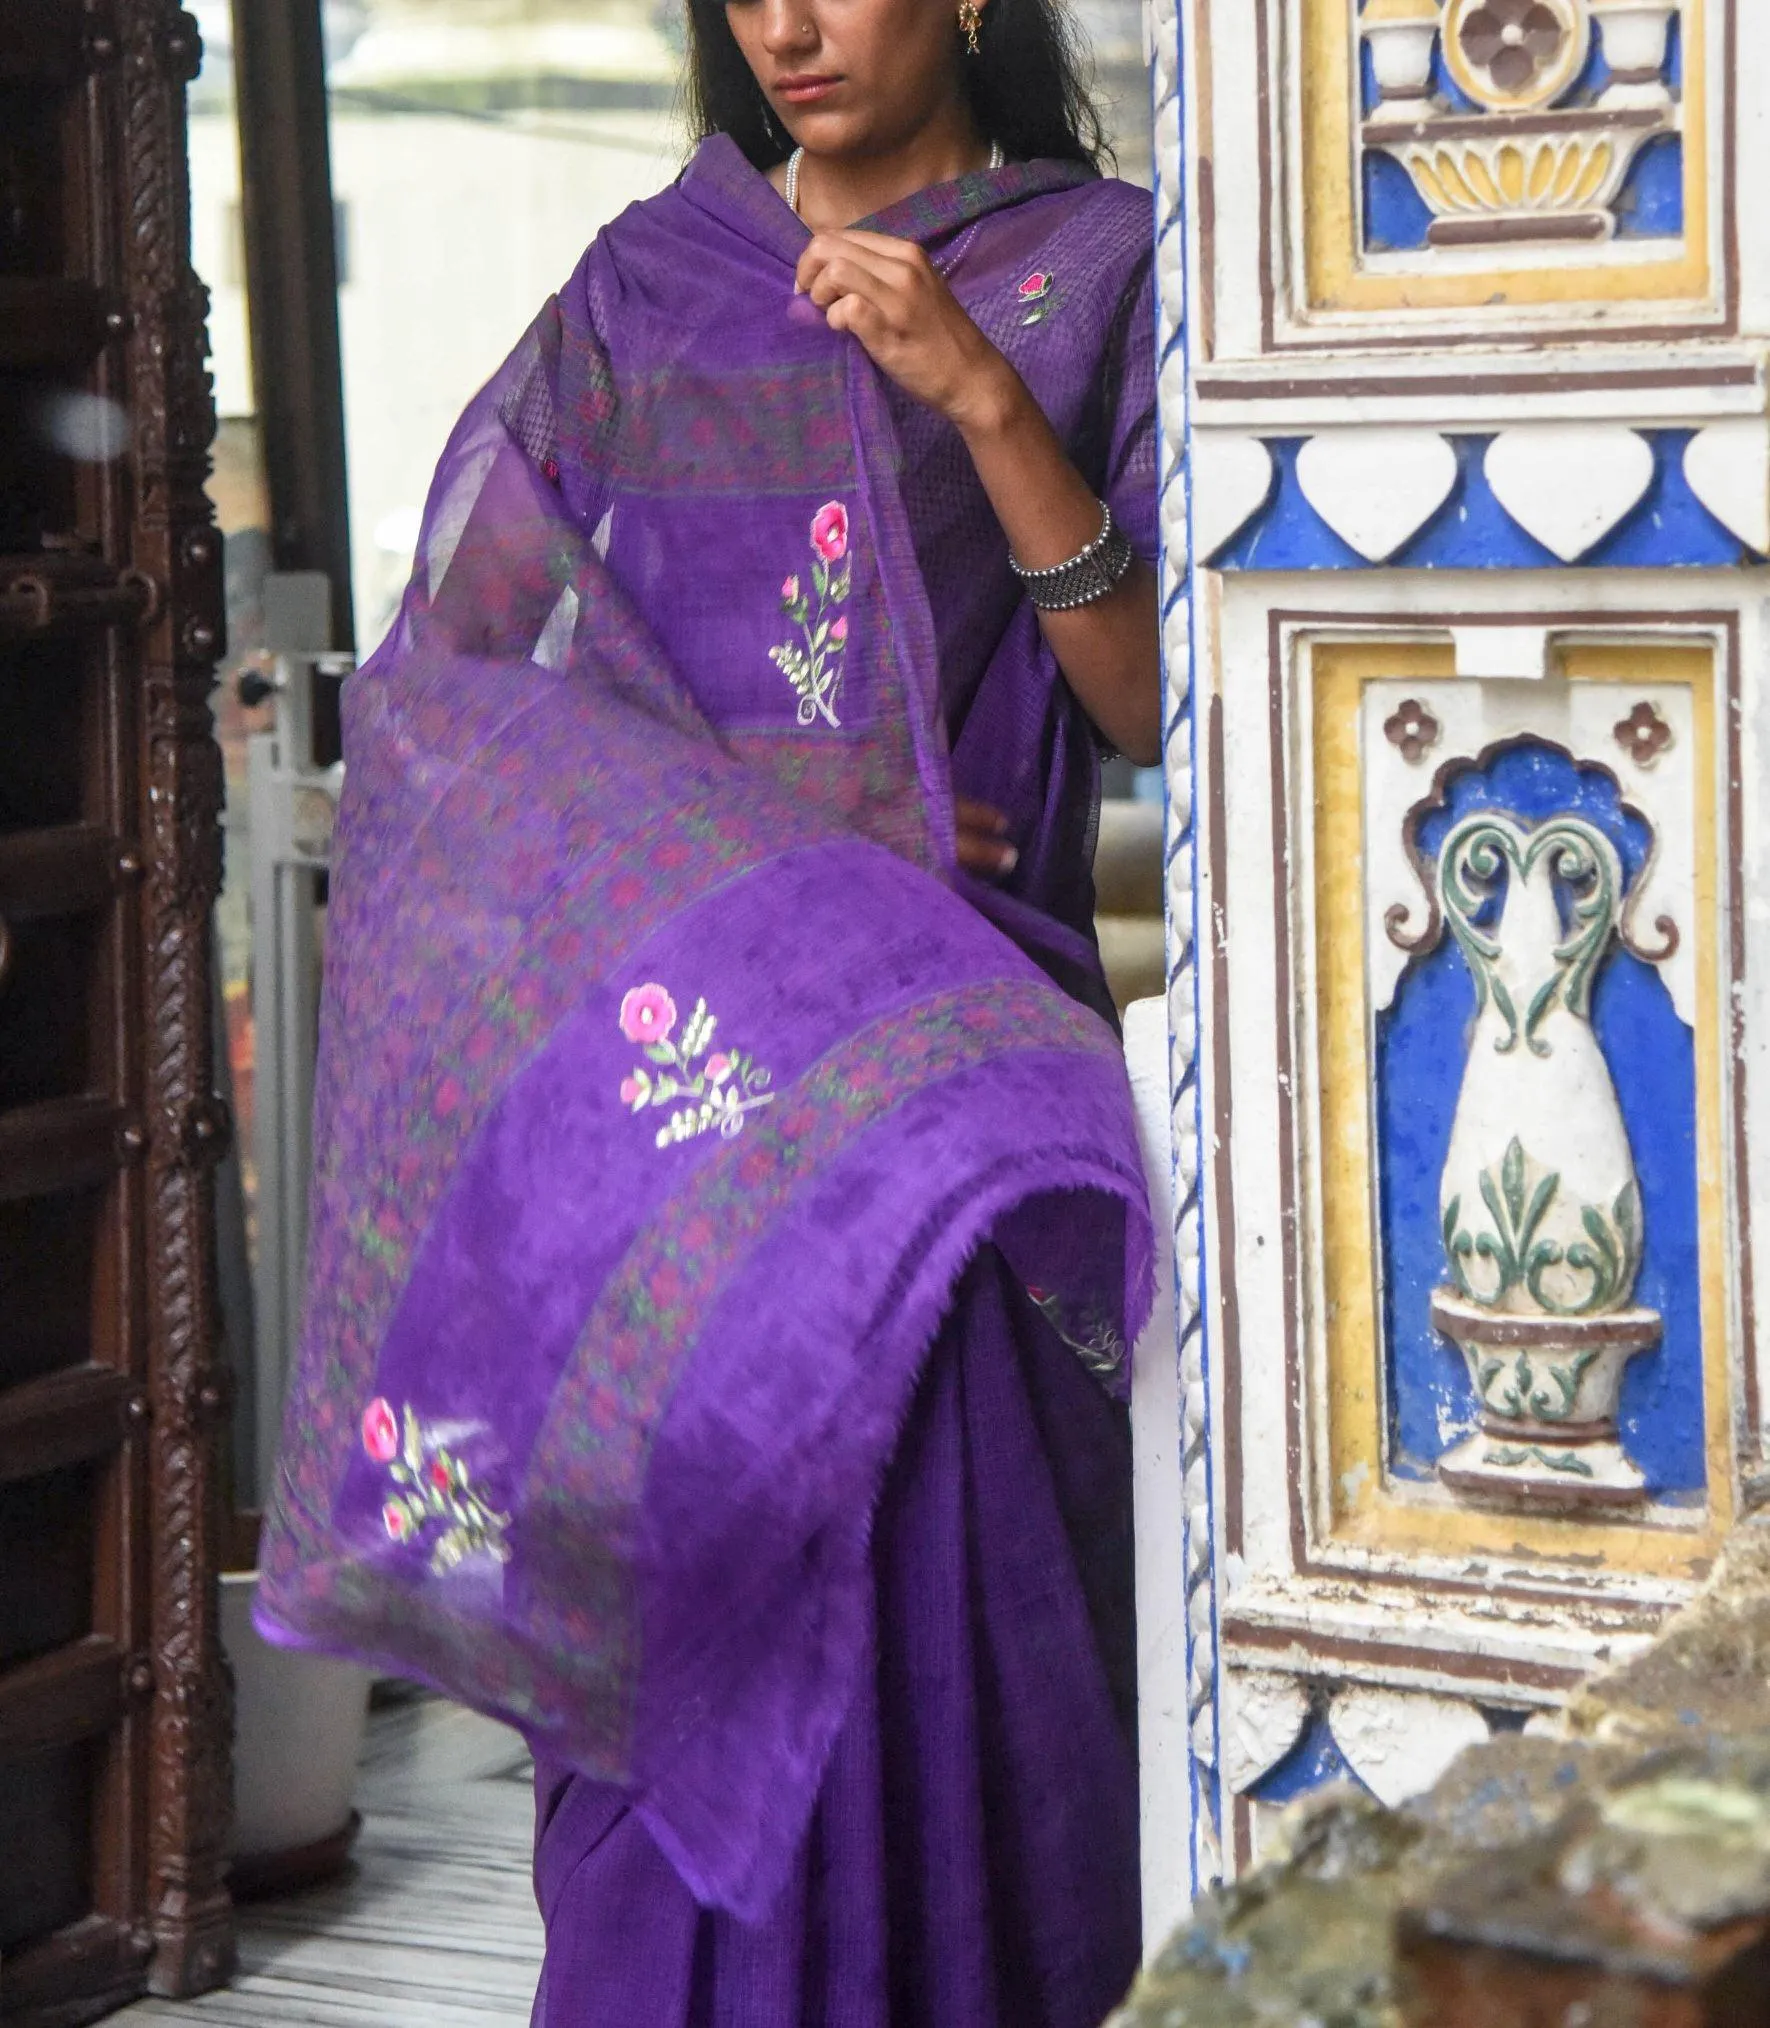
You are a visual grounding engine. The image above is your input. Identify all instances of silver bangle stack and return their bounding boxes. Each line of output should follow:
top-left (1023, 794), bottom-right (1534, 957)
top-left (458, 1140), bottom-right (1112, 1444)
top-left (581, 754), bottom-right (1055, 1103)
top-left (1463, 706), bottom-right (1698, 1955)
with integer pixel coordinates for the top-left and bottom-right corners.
top-left (1008, 502), bottom-right (1135, 612)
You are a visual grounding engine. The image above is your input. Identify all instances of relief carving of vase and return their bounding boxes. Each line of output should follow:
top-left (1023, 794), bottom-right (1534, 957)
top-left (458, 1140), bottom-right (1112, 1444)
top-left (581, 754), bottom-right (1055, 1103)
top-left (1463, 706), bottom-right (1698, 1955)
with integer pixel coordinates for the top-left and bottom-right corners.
top-left (1363, 0), bottom-right (1676, 247)
top-left (1431, 811), bottom-right (1661, 1508)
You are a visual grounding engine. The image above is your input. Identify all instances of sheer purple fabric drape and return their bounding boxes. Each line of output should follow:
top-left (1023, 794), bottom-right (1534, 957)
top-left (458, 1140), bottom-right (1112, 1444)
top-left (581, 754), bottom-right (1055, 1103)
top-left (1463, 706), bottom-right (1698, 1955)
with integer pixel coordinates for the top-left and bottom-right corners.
top-left (255, 137), bottom-right (1158, 1961)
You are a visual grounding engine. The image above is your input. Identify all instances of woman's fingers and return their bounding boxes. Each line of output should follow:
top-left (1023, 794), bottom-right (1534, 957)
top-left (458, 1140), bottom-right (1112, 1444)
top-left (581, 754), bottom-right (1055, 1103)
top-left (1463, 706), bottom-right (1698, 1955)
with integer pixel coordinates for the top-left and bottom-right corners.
top-left (954, 797), bottom-right (1010, 835)
top-left (795, 229), bottom-right (926, 296)
top-left (954, 797), bottom-right (1017, 878)
top-left (805, 257), bottom-right (901, 314)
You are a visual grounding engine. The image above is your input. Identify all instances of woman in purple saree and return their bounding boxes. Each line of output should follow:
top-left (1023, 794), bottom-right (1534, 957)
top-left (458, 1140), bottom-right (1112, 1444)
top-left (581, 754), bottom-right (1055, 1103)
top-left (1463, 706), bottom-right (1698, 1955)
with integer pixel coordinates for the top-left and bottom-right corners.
top-left (256, 0), bottom-right (1162, 2020)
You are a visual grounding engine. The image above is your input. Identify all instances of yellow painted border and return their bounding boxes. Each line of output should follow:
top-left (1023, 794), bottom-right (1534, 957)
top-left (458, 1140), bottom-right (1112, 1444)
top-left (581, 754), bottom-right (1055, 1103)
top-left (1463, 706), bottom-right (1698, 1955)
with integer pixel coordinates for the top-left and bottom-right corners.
top-left (1300, 0), bottom-right (1712, 315)
top-left (1314, 641), bottom-right (1730, 1580)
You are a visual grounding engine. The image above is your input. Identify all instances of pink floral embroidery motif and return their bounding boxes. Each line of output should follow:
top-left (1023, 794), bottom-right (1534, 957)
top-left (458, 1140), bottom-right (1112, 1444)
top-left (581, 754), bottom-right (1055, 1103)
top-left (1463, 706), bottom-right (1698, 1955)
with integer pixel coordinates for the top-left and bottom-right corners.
top-left (618, 984), bottom-right (775, 1149)
top-left (1017, 269), bottom-right (1056, 325)
top-left (619, 983), bottom-right (677, 1048)
top-left (771, 501), bottom-right (853, 728)
top-left (362, 1396), bottom-right (511, 1571)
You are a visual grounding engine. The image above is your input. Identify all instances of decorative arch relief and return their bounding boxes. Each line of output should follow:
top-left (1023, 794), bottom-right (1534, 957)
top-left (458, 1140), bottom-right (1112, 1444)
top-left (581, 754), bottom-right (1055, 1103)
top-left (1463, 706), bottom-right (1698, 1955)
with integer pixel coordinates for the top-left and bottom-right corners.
top-left (1305, 636), bottom-right (1737, 1541)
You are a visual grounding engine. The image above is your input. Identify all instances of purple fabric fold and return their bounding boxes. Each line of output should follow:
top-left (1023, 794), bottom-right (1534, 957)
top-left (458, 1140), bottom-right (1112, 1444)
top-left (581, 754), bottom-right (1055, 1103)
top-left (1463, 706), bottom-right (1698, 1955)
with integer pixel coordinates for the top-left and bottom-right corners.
top-left (255, 137), bottom-right (1157, 1919)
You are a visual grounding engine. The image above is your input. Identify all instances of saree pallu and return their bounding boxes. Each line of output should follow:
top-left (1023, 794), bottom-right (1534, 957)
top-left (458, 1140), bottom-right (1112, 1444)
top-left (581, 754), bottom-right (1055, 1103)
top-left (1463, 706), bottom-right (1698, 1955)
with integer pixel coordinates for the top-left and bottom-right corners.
top-left (255, 137), bottom-right (1157, 1988)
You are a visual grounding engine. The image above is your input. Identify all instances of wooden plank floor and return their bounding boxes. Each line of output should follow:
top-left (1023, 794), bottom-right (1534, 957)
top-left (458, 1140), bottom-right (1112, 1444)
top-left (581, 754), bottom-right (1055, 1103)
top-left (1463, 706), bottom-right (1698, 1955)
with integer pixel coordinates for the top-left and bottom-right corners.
top-left (124, 1694), bottom-right (544, 2027)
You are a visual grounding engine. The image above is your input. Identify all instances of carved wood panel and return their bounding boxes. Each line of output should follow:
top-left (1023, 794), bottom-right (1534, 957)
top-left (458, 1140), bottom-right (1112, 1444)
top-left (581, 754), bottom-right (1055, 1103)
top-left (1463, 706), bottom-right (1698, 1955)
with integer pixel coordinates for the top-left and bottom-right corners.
top-left (0, 4), bottom-right (232, 2019)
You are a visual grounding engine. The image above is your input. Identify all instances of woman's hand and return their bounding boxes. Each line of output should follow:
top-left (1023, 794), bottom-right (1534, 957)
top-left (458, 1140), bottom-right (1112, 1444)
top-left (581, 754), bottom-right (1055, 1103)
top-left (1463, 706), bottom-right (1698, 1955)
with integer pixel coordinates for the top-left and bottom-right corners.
top-left (798, 227), bottom-right (1163, 767)
top-left (796, 230), bottom-right (1015, 434)
top-left (955, 796), bottom-right (1017, 880)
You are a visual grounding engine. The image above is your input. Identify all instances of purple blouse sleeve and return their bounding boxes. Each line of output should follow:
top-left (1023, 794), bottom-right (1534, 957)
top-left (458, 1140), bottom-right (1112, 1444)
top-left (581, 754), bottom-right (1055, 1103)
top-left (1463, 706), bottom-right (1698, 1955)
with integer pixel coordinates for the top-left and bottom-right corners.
top-left (1101, 253), bottom-right (1158, 563)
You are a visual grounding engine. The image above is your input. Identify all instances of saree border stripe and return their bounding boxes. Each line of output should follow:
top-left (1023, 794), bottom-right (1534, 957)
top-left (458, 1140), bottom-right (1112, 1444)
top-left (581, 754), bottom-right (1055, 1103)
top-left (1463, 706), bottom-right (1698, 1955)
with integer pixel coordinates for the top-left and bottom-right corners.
top-left (266, 977), bottom-right (1134, 1773)
top-left (529, 974), bottom-right (1125, 1521)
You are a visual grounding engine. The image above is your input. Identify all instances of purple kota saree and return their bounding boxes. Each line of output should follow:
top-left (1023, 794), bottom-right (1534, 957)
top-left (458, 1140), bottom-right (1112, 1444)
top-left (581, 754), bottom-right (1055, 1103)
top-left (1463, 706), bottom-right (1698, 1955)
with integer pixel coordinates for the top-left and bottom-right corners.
top-left (256, 137), bottom-right (1158, 2026)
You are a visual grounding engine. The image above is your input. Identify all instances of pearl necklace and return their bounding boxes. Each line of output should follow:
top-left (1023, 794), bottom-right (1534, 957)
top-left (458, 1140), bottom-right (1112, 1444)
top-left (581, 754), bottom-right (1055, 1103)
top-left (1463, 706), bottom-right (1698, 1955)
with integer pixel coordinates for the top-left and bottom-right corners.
top-left (784, 140), bottom-right (1005, 243)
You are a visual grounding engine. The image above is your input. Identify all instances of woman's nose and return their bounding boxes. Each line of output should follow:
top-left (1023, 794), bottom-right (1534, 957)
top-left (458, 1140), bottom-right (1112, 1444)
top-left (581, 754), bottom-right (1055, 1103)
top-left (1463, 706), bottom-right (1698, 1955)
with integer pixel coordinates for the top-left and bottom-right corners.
top-left (758, 0), bottom-right (818, 54)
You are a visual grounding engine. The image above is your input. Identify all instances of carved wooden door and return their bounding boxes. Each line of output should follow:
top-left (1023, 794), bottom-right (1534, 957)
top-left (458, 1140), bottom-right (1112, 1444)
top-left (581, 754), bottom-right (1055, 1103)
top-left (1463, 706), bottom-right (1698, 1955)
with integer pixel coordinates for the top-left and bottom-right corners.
top-left (0, 4), bottom-right (233, 2019)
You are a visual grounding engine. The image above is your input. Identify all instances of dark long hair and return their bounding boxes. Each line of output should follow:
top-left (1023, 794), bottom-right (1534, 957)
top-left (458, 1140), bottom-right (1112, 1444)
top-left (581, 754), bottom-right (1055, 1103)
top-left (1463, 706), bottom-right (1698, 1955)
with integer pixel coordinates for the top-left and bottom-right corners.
top-left (683, 0), bottom-right (1109, 174)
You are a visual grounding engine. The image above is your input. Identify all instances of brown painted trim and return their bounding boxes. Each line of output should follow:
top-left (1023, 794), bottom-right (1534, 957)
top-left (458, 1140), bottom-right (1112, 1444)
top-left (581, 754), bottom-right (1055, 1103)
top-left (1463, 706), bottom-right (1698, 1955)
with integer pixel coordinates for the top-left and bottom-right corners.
top-left (1366, 107), bottom-right (1666, 144)
top-left (1722, 0), bottom-right (1740, 331)
top-left (1254, 0), bottom-right (1277, 352)
top-left (1233, 1793), bottom-right (1255, 1873)
top-left (1248, 606), bottom-right (1748, 1585)
top-left (1293, 1551), bottom-right (1685, 1615)
top-left (1724, 614), bottom-right (1757, 1446)
top-left (1194, 363), bottom-right (1762, 403)
top-left (1221, 1613), bottom-right (1590, 1691)
top-left (1193, 0), bottom-right (1217, 363)
top-left (1209, 693), bottom-right (1246, 1558)
top-left (1266, 613), bottom-right (1309, 1570)
top-left (1429, 215), bottom-right (1611, 248)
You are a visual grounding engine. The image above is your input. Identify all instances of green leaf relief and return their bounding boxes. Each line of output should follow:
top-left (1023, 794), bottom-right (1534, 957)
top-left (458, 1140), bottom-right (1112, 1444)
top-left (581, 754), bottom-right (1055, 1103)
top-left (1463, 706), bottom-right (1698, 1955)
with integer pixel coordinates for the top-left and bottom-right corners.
top-left (1522, 973), bottom-right (1560, 1056)
top-left (1485, 1443), bottom-right (1594, 1478)
top-left (1489, 974), bottom-right (1521, 1055)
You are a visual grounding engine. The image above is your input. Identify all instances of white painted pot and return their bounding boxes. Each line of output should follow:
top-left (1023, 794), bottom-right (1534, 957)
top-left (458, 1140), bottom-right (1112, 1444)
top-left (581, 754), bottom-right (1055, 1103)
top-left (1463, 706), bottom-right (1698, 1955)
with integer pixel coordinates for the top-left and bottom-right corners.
top-left (1437, 813), bottom-right (1641, 1321)
top-left (1432, 811), bottom-right (1660, 1506)
top-left (1591, 0), bottom-right (1677, 77)
top-left (1361, 0), bottom-right (1441, 106)
top-left (221, 1571), bottom-right (370, 1865)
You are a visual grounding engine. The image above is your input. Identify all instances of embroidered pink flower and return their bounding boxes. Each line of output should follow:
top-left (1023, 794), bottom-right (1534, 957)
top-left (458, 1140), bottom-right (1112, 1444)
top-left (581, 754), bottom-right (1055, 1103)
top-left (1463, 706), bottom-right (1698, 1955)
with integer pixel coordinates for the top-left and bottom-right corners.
top-left (781, 574), bottom-right (800, 604)
top-left (705, 1052), bottom-right (731, 1081)
top-left (1019, 270), bottom-right (1052, 300)
top-left (620, 1075), bottom-right (644, 1106)
top-left (429, 1460), bottom-right (452, 1492)
top-left (361, 1397), bottom-right (399, 1464)
top-left (829, 615), bottom-right (848, 644)
top-left (619, 983), bottom-right (677, 1047)
top-left (383, 1501), bottom-right (411, 1541)
top-left (810, 501), bottom-right (849, 563)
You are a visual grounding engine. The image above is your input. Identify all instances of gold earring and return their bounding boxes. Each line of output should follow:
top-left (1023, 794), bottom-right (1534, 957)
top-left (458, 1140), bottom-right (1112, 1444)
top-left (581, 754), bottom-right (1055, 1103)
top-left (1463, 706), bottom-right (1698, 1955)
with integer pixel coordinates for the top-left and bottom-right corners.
top-left (959, 0), bottom-right (982, 55)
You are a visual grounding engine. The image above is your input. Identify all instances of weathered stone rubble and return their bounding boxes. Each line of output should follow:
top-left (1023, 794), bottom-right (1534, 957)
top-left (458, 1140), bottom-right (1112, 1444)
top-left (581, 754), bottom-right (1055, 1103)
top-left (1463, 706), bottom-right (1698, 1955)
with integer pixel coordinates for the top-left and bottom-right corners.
top-left (1108, 1516), bottom-right (1770, 2027)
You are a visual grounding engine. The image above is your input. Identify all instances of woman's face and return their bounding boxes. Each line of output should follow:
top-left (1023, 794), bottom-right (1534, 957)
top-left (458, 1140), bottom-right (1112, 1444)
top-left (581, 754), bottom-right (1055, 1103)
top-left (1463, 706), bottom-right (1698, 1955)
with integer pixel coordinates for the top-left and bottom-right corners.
top-left (724, 0), bottom-right (972, 158)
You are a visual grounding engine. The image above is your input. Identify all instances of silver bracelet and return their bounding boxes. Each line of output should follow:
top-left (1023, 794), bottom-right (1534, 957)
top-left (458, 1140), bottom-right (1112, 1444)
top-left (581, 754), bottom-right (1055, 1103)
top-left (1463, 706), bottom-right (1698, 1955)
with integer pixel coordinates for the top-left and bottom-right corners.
top-left (1009, 502), bottom-right (1135, 612)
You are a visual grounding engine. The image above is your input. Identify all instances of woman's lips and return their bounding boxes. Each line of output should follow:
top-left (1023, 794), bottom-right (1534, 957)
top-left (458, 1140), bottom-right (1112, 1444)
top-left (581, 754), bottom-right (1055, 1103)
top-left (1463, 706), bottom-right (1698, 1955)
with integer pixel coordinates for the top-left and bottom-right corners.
top-left (776, 74), bottom-right (841, 104)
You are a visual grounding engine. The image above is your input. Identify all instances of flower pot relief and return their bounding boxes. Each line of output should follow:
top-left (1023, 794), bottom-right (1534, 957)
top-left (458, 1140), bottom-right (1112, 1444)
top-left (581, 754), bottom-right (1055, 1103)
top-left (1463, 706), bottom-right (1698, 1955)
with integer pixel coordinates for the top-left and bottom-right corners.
top-left (1430, 811), bottom-right (1661, 1508)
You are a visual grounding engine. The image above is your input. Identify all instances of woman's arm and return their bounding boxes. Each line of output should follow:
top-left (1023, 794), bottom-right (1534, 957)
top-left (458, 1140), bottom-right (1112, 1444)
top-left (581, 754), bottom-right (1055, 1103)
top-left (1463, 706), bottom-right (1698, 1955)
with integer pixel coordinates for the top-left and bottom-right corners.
top-left (797, 229), bottom-right (1162, 768)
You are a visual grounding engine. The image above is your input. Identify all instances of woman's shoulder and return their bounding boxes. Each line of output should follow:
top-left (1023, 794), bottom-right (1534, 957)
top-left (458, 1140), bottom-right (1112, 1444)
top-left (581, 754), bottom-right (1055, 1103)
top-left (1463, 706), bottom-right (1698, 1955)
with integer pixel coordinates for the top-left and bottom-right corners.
top-left (1023, 167), bottom-right (1153, 261)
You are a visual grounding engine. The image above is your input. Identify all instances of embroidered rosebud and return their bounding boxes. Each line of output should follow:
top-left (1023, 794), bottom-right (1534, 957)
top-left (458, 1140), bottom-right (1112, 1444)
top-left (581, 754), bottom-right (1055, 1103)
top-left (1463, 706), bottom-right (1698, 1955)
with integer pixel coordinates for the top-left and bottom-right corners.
top-left (620, 1075), bottom-right (645, 1107)
top-left (705, 1052), bottom-right (731, 1081)
top-left (781, 574), bottom-right (800, 606)
top-left (829, 616), bottom-right (848, 644)
top-left (383, 1501), bottom-right (411, 1542)
top-left (361, 1397), bottom-right (399, 1463)
top-left (810, 501), bottom-right (849, 562)
top-left (427, 1459), bottom-right (451, 1492)
top-left (1018, 270), bottom-right (1052, 300)
top-left (619, 983), bottom-right (677, 1046)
